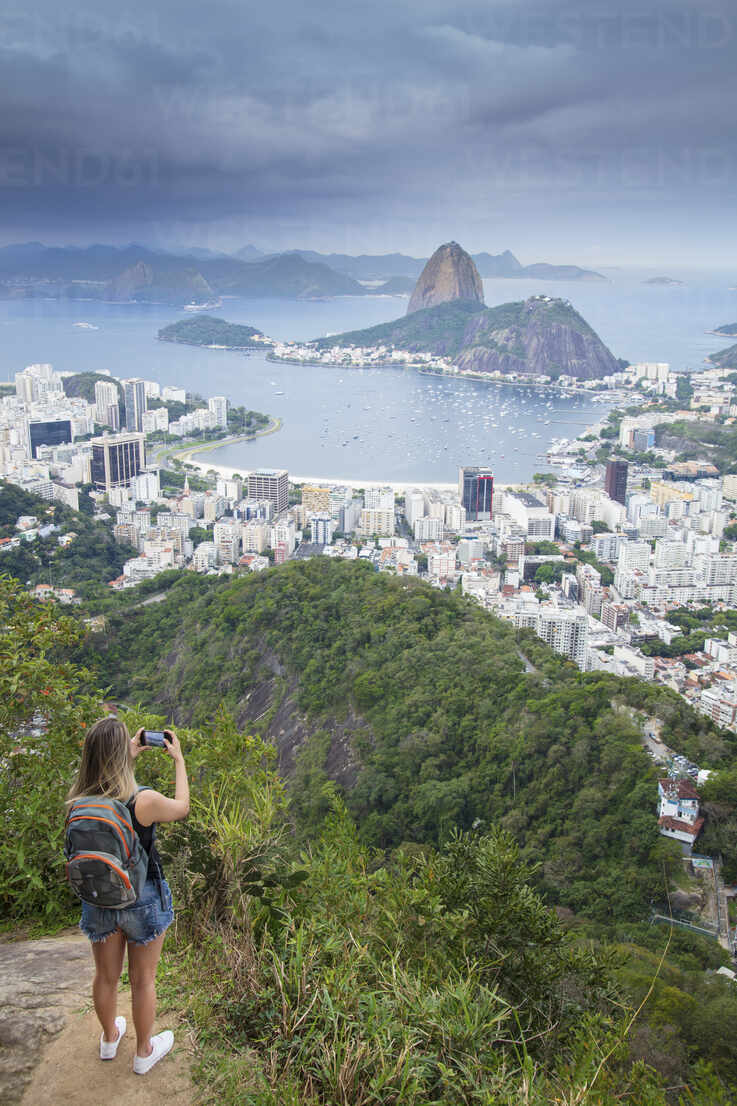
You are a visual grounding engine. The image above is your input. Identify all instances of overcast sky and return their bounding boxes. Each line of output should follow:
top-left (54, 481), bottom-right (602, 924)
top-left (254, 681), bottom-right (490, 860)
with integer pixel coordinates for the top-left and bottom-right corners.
top-left (0, 0), bottom-right (735, 265)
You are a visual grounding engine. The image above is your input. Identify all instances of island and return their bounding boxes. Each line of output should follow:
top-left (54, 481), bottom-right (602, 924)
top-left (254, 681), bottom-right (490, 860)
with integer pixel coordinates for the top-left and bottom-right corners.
top-left (712, 322), bottom-right (737, 336)
top-left (643, 276), bottom-right (685, 286)
top-left (157, 314), bottom-right (274, 349)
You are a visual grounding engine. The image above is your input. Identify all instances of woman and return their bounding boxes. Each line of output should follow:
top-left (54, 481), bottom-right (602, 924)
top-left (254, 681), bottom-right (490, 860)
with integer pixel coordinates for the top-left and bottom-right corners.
top-left (67, 717), bottom-right (190, 1074)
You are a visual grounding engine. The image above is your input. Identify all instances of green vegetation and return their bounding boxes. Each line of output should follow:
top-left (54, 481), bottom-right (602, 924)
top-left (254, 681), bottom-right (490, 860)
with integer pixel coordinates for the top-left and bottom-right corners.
top-left (4, 572), bottom-right (737, 1102)
top-left (315, 299), bottom-right (486, 356)
top-left (715, 323), bottom-right (737, 336)
top-left (0, 382), bottom-right (16, 397)
top-left (313, 297), bottom-right (603, 371)
top-left (656, 418), bottom-right (737, 472)
top-left (158, 314), bottom-right (269, 348)
top-left (639, 632), bottom-right (706, 658)
top-left (0, 481), bottom-right (135, 596)
top-left (571, 545), bottom-right (614, 585)
top-left (147, 394), bottom-right (207, 422)
top-left (227, 405), bottom-right (270, 434)
top-left (710, 342), bottom-right (737, 370)
top-left (62, 371), bottom-right (125, 426)
top-left (80, 558), bottom-right (733, 923)
top-left (525, 539), bottom-right (561, 555)
top-left (61, 371), bottom-right (123, 405)
top-left (159, 467), bottom-right (211, 493)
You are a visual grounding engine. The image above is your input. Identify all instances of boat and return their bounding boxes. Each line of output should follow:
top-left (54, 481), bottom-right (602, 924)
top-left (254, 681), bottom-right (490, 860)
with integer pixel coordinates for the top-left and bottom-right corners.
top-left (73, 321), bottom-right (99, 330)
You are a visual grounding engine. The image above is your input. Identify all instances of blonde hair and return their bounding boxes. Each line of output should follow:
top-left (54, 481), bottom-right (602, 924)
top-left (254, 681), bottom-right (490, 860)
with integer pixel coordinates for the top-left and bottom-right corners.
top-left (67, 717), bottom-right (137, 803)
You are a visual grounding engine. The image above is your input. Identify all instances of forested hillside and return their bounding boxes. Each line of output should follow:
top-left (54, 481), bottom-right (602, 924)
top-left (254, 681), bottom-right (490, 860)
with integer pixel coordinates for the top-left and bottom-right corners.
top-left (0, 481), bottom-right (135, 596)
top-left (83, 559), bottom-right (732, 923)
top-left (5, 567), bottom-right (737, 1098)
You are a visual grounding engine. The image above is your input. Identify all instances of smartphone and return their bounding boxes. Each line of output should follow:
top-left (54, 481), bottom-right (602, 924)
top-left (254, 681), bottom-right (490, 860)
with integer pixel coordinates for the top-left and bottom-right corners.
top-left (141, 730), bottom-right (168, 748)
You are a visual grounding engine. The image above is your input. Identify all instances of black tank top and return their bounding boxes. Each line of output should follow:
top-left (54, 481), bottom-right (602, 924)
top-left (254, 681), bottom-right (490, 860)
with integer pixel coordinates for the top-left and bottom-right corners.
top-left (127, 787), bottom-right (165, 883)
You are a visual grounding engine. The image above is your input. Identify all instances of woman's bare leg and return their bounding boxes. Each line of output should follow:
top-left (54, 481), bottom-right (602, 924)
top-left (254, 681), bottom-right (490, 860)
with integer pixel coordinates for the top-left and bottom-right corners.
top-left (91, 930), bottom-right (126, 1042)
top-left (127, 932), bottom-right (167, 1057)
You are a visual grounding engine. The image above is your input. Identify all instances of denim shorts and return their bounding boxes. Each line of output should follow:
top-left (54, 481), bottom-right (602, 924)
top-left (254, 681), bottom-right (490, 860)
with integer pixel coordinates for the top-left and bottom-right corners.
top-left (80, 878), bottom-right (174, 946)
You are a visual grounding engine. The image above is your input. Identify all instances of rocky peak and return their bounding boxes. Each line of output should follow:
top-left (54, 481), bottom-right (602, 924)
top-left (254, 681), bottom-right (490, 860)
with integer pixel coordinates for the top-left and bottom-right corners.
top-left (406, 241), bottom-right (484, 315)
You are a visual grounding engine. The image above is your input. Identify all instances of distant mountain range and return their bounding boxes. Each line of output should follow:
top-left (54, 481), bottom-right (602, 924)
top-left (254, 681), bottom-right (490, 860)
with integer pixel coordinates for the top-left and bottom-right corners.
top-left (0, 241), bottom-right (606, 305)
top-left (315, 295), bottom-right (620, 380)
top-left (259, 247), bottom-right (606, 283)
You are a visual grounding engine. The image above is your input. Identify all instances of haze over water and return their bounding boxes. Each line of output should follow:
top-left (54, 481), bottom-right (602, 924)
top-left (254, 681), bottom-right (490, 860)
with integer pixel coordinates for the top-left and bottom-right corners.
top-left (0, 268), bottom-right (733, 483)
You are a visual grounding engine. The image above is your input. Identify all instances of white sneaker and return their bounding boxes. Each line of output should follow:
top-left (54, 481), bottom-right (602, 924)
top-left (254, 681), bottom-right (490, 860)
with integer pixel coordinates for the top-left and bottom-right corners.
top-left (133, 1030), bottom-right (174, 1075)
top-left (100, 1016), bottom-right (126, 1060)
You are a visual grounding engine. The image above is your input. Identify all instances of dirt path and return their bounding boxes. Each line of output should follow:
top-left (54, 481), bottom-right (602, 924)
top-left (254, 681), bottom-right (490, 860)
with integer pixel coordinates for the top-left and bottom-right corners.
top-left (22, 988), bottom-right (194, 1106)
top-left (0, 931), bottom-right (194, 1106)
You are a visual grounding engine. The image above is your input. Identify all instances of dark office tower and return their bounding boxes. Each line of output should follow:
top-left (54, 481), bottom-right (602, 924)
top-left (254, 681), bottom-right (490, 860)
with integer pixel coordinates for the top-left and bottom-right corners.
top-left (28, 418), bottom-right (72, 457)
top-left (90, 432), bottom-right (146, 491)
top-left (605, 459), bottom-right (628, 505)
top-left (124, 378), bottom-right (146, 432)
top-left (459, 466), bottom-right (494, 520)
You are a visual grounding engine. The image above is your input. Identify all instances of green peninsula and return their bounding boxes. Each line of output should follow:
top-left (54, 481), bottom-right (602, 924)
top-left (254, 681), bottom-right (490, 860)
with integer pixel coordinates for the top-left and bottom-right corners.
top-left (314, 295), bottom-right (620, 380)
top-left (709, 341), bottom-right (737, 370)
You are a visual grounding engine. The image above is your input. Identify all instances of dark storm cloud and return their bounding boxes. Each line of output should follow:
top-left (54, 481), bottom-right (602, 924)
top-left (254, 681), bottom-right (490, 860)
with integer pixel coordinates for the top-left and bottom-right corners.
top-left (0, 0), bottom-right (735, 257)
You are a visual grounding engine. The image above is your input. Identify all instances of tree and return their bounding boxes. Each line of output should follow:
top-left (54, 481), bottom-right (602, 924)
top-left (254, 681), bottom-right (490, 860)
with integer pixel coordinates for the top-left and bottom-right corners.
top-left (0, 576), bottom-right (102, 920)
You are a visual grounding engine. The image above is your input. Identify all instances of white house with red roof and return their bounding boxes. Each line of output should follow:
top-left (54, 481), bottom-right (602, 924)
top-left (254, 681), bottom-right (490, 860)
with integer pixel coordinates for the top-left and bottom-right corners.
top-left (658, 778), bottom-right (704, 845)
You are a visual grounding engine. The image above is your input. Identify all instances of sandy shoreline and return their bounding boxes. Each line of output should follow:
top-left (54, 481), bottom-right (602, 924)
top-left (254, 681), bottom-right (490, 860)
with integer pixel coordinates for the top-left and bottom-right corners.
top-left (183, 453), bottom-right (459, 491)
top-left (179, 450), bottom-right (519, 493)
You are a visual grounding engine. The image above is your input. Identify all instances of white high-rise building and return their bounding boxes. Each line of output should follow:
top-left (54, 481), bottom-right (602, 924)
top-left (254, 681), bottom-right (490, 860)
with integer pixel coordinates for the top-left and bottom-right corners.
top-left (404, 490), bottom-right (425, 527)
top-left (216, 476), bottom-right (243, 501)
top-left (141, 408), bottom-right (168, 434)
top-left (312, 514), bottom-right (335, 544)
top-left (364, 486), bottom-right (395, 511)
top-left (15, 363), bottom-right (63, 403)
top-left (193, 542), bottom-right (217, 571)
top-left (129, 469), bottom-right (160, 503)
top-left (414, 516), bottom-right (443, 541)
top-left (213, 520), bottom-right (241, 564)
top-left (359, 508), bottom-right (395, 536)
top-left (591, 532), bottom-right (621, 563)
top-left (536, 607), bottom-right (588, 667)
top-left (94, 380), bottom-right (120, 426)
top-left (123, 378), bottom-right (147, 432)
top-left (272, 518), bottom-right (296, 563)
top-left (617, 540), bottom-right (651, 573)
top-left (208, 395), bottom-right (228, 428)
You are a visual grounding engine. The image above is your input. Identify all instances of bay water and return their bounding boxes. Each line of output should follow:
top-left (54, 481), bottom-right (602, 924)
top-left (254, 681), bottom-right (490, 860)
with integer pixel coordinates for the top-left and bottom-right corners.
top-left (0, 266), bottom-right (733, 483)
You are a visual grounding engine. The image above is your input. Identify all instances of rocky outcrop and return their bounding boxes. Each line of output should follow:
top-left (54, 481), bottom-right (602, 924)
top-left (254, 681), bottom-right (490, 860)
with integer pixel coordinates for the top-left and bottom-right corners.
top-left (406, 242), bottom-right (484, 315)
top-left (107, 262), bottom-right (215, 304)
top-left (318, 294), bottom-right (620, 380)
top-left (0, 934), bottom-right (92, 1104)
top-left (454, 296), bottom-right (620, 381)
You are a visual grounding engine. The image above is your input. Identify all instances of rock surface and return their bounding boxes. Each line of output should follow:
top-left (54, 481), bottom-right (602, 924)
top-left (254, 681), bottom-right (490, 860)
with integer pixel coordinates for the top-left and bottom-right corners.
top-left (0, 933), bottom-right (93, 1104)
top-left (0, 932), bottom-right (192, 1106)
top-left (407, 242), bottom-right (484, 315)
top-left (454, 296), bottom-right (620, 381)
